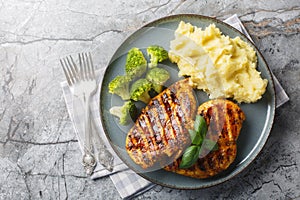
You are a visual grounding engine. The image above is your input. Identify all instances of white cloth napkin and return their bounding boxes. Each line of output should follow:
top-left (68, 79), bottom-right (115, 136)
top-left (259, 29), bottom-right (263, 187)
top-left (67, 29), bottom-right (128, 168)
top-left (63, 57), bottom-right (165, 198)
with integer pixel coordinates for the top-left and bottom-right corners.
top-left (61, 14), bottom-right (289, 199)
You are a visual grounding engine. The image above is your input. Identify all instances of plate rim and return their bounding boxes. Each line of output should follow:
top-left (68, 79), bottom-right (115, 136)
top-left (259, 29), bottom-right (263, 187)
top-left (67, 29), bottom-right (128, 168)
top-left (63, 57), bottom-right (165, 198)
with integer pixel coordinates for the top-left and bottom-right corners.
top-left (99, 14), bottom-right (276, 189)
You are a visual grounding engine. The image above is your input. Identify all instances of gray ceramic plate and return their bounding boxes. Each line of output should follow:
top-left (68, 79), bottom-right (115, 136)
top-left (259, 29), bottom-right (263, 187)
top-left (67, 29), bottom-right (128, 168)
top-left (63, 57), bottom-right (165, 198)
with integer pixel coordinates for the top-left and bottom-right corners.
top-left (100, 14), bottom-right (276, 189)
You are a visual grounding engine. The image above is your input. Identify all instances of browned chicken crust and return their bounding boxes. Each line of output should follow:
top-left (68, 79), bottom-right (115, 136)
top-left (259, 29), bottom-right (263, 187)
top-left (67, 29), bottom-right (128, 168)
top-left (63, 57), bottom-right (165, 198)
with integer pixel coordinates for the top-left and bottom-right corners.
top-left (164, 99), bottom-right (245, 178)
top-left (125, 79), bottom-right (197, 169)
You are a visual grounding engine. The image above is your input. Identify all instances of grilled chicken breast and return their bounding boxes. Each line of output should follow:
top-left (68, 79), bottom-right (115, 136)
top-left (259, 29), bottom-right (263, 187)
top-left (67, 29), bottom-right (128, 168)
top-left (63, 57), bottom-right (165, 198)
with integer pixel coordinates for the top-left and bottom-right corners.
top-left (125, 79), bottom-right (197, 169)
top-left (164, 99), bottom-right (245, 178)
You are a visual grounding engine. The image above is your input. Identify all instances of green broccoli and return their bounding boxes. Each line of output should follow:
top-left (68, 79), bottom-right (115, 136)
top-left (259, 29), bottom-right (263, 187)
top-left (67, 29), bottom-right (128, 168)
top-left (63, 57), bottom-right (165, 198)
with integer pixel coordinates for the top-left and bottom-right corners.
top-left (147, 45), bottom-right (169, 68)
top-left (146, 68), bottom-right (170, 93)
top-left (125, 48), bottom-right (147, 78)
top-left (108, 75), bottom-right (131, 100)
top-left (130, 78), bottom-right (152, 104)
top-left (109, 101), bottom-right (138, 125)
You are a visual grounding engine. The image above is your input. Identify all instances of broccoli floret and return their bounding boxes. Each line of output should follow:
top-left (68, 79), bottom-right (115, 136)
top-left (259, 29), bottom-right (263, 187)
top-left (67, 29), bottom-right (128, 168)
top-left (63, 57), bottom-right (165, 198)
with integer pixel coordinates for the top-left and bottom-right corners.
top-left (109, 101), bottom-right (138, 125)
top-left (130, 78), bottom-right (152, 104)
top-left (125, 48), bottom-right (147, 78)
top-left (147, 45), bottom-right (169, 68)
top-left (146, 68), bottom-right (170, 93)
top-left (108, 75), bottom-right (131, 100)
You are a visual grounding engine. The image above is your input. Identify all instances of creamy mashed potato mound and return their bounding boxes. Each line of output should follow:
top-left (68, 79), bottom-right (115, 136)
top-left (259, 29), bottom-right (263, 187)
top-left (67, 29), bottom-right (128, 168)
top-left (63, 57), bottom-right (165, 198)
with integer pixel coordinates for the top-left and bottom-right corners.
top-left (169, 21), bottom-right (268, 103)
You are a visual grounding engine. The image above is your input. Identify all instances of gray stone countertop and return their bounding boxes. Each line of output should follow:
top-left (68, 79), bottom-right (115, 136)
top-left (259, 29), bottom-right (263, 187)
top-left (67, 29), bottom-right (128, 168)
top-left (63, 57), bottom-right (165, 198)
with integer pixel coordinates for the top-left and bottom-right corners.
top-left (0, 0), bottom-right (299, 199)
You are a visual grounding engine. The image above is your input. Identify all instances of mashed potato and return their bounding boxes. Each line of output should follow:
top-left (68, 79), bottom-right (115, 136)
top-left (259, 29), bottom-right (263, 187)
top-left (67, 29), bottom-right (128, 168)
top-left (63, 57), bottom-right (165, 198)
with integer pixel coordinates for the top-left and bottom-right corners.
top-left (169, 21), bottom-right (268, 103)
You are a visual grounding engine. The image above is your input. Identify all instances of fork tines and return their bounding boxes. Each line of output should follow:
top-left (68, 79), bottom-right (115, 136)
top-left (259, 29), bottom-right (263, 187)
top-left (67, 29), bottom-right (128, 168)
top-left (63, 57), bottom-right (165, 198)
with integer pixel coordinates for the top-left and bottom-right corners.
top-left (60, 55), bottom-right (78, 86)
top-left (78, 52), bottom-right (95, 81)
top-left (60, 52), bottom-right (95, 86)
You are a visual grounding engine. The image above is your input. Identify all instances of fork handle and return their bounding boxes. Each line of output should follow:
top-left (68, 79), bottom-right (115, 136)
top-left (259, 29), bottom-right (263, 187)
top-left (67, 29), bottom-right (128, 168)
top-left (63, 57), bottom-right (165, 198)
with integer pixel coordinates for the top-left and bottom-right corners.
top-left (90, 117), bottom-right (114, 172)
top-left (82, 96), bottom-right (96, 175)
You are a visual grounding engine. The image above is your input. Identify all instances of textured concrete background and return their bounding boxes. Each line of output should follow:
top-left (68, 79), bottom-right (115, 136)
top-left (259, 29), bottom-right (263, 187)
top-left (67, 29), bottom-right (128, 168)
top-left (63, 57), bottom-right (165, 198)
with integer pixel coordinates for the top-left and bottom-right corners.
top-left (0, 0), bottom-right (299, 199)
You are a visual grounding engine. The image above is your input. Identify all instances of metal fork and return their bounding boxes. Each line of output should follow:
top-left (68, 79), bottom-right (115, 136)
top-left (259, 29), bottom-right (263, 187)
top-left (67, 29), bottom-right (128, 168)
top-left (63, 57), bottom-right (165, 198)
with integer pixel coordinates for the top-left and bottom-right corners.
top-left (61, 52), bottom-right (114, 175)
top-left (60, 53), bottom-right (98, 175)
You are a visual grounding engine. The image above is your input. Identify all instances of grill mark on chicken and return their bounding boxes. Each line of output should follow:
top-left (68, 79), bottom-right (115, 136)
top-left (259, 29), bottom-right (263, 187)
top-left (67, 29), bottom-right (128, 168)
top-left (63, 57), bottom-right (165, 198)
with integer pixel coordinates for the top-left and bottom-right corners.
top-left (166, 91), bottom-right (183, 138)
top-left (144, 106), bottom-right (163, 150)
top-left (135, 122), bottom-right (153, 165)
top-left (126, 79), bottom-right (196, 169)
top-left (151, 99), bottom-right (169, 147)
top-left (157, 93), bottom-right (172, 145)
top-left (164, 99), bottom-right (245, 179)
top-left (171, 92), bottom-right (186, 131)
top-left (140, 115), bottom-right (157, 152)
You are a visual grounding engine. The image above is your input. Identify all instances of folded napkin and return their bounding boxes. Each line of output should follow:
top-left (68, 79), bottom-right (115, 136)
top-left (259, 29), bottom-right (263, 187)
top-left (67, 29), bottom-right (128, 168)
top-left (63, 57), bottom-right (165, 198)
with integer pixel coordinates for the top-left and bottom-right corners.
top-left (61, 14), bottom-right (289, 199)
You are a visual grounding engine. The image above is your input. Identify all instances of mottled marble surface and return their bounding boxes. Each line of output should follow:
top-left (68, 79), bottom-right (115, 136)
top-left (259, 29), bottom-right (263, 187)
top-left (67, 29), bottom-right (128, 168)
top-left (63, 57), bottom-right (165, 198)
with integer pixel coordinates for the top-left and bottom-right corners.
top-left (0, 0), bottom-right (299, 199)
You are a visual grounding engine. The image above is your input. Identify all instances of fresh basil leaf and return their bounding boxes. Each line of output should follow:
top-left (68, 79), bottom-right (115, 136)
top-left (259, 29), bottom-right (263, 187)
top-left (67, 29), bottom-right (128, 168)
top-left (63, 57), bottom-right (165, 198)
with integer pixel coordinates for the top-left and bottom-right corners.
top-left (189, 129), bottom-right (202, 146)
top-left (198, 115), bottom-right (208, 138)
top-left (181, 115), bottom-right (210, 169)
top-left (194, 115), bottom-right (201, 132)
top-left (179, 145), bottom-right (200, 169)
top-left (203, 139), bottom-right (218, 151)
top-left (188, 129), bottom-right (197, 141)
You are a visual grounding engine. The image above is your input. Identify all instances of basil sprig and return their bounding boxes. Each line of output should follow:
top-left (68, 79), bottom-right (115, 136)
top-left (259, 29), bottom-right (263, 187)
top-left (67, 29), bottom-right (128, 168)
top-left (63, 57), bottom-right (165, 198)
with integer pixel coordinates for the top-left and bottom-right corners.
top-left (179, 146), bottom-right (200, 169)
top-left (179, 115), bottom-right (219, 169)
